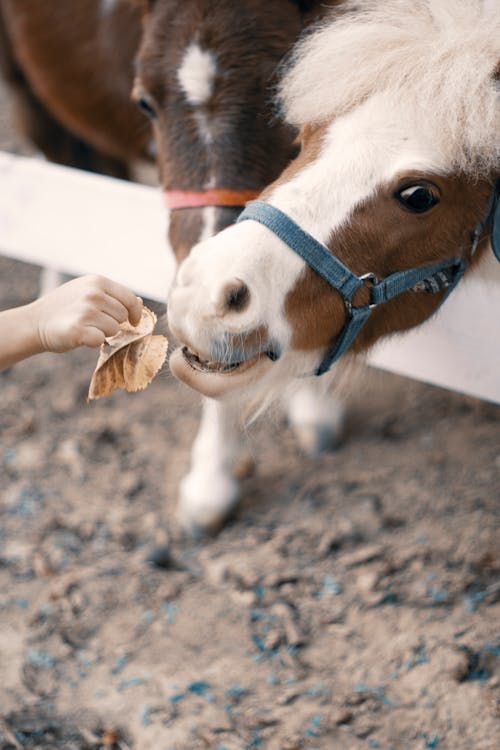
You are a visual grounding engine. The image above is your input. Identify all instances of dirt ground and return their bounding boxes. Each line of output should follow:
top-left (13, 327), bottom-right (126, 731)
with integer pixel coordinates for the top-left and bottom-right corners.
top-left (1, 84), bottom-right (499, 750)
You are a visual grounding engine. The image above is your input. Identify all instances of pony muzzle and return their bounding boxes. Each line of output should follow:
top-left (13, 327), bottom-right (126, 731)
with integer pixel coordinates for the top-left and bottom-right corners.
top-left (169, 328), bottom-right (281, 397)
top-left (169, 346), bottom-right (275, 398)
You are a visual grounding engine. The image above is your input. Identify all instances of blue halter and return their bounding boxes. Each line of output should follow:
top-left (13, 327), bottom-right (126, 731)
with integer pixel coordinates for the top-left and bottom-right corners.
top-left (491, 182), bottom-right (500, 261)
top-left (237, 184), bottom-right (499, 376)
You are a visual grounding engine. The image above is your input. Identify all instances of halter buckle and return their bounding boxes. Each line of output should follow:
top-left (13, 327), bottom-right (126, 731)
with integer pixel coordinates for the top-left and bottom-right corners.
top-left (359, 272), bottom-right (379, 309)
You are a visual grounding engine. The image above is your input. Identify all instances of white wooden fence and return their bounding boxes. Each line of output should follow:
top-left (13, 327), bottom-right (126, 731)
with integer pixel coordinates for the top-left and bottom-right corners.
top-left (1, 150), bottom-right (499, 404)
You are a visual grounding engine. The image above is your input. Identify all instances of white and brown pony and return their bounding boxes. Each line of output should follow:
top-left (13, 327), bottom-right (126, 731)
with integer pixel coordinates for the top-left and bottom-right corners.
top-left (168, 0), bottom-right (500, 530)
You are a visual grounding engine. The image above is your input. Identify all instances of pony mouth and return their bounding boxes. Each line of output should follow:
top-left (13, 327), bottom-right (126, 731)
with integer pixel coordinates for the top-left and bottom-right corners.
top-left (181, 346), bottom-right (255, 374)
top-left (169, 345), bottom-right (277, 397)
top-left (180, 345), bottom-right (280, 374)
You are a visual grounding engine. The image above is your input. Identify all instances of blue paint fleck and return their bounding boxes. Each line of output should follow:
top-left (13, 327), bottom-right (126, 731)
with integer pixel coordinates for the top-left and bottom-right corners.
top-left (169, 692), bottom-right (185, 704)
top-left (117, 676), bottom-right (149, 692)
top-left (423, 734), bottom-right (440, 748)
top-left (252, 634), bottom-right (268, 653)
top-left (463, 587), bottom-right (486, 613)
top-left (316, 574), bottom-right (343, 598)
top-left (253, 585), bottom-right (265, 602)
top-left (484, 642), bottom-right (500, 657)
top-left (140, 704), bottom-right (152, 727)
top-left (427, 585), bottom-right (448, 604)
top-left (8, 486), bottom-right (42, 516)
top-left (304, 714), bottom-right (322, 737)
top-left (188, 680), bottom-right (211, 695)
top-left (26, 649), bottom-right (56, 669)
top-left (249, 608), bottom-right (268, 623)
top-left (415, 534), bottom-right (429, 544)
top-left (162, 601), bottom-right (177, 624)
top-left (354, 683), bottom-right (393, 706)
top-left (304, 683), bottom-right (328, 698)
top-left (13, 597), bottom-right (29, 610)
top-left (225, 683), bottom-right (247, 700)
top-left (374, 591), bottom-right (398, 606)
top-left (406, 643), bottom-right (429, 671)
top-left (245, 732), bottom-right (262, 748)
top-left (111, 654), bottom-right (129, 675)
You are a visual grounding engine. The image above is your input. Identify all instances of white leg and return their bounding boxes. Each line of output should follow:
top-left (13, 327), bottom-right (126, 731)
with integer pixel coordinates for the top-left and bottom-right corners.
top-left (39, 267), bottom-right (64, 297)
top-left (286, 377), bottom-right (345, 455)
top-left (178, 397), bottom-right (245, 534)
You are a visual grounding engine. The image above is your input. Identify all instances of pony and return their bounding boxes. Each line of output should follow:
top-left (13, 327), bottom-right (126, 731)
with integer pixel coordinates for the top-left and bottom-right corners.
top-left (168, 0), bottom-right (500, 531)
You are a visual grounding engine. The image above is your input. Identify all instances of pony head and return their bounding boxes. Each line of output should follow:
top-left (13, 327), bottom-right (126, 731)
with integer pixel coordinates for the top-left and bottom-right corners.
top-left (168, 0), bottom-right (500, 400)
top-left (131, 0), bottom-right (324, 260)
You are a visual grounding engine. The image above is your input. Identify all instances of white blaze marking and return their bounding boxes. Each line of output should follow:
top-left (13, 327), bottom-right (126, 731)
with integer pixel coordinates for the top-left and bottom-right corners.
top-left (178, 43), bottom-right (217, 106)
top-left (99, 0), bottom-right (118, 15)
top-left (199, 206), bottom-right (218, 242)
top-left (194, 112), bottom-right (213, 145)
top-left (147, 139), bottom-right (157, 159)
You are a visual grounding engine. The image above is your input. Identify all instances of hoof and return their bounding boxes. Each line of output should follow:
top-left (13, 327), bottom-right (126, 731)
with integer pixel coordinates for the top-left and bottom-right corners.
top-left (177, 471), bottom-right (240, 536)
top-left (294, 423), bottom-right (342, 456)
top-left (288, 389), bottom-right (345, 456)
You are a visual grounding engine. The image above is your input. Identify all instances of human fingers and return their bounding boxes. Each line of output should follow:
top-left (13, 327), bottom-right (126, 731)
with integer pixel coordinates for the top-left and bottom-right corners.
top-left (85, 311), bottom-right (121, 340)
top-left (79, 326), bottom-right (106, 349)
top-left (99, 294), bottom-right (130, 325)
top-left (101, 278), bottom-right (143, 326)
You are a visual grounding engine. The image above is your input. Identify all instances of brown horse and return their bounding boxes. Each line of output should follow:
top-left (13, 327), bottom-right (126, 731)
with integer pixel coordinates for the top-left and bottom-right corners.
top-left (0, 0), bottom-right (326, 260)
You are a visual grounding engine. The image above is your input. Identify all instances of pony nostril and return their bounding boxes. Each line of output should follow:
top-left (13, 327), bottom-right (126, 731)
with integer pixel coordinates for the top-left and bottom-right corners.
top-left (221, 278), bottom-right (250, 314)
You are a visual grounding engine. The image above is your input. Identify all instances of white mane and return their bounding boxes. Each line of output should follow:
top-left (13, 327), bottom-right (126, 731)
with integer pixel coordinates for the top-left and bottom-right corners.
top-left (280, 0), bottom-right (500, 175)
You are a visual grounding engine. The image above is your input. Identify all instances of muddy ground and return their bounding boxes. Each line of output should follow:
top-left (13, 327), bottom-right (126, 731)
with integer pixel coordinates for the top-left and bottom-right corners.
top-left (0, 85), bottom-right (499, 750)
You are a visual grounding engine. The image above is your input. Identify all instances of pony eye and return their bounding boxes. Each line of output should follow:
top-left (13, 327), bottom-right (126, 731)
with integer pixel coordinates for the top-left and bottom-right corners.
top-left (396, 184), bottom-right (440, 213)
top-left (137, 95), bottom-right (158, 120)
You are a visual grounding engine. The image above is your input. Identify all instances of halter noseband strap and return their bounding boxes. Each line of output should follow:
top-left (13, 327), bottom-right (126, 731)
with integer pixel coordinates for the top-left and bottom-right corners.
top-left (165, 188), bottom-right (260, 210)
top-left (237, 191), bottom-right (499, 376)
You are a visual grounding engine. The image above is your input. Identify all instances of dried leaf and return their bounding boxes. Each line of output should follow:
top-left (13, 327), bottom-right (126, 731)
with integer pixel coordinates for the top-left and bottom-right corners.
top-left (123, 335), bottom-right (168, 392)
top-left (88, 307), bottom-right (167, 401)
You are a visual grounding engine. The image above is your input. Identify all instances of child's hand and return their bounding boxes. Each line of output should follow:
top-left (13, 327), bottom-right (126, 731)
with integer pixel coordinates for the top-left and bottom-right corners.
top-left (29, 275), bottom-right (143, 353)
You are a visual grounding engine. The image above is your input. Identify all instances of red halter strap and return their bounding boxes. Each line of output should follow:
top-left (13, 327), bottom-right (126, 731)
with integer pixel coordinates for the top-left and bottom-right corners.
top-left (164, 188), bottom-right (260, 210)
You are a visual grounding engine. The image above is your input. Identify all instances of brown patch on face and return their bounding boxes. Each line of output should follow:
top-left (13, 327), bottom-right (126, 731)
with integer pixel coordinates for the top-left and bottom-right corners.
top-left (284, 162), bottom-right (495, 355)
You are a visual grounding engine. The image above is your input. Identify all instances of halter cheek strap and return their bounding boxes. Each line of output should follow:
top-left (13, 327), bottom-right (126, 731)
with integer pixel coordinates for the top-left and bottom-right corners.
top-left (490, 182), bottom-right (500, 261)
top-left (236, 199), bottom-right (491, 376)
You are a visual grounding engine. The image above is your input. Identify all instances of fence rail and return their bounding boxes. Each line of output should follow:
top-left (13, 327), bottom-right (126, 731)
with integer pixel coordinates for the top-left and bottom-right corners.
top-left (1, 150), bottom-right (499, 404)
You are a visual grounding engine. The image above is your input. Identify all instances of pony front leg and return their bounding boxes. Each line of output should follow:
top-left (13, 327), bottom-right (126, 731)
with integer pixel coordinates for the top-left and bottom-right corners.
top-left (178, 397), bottom-right (246, 534)
top-left (286, 377), bottom-right (345, 455)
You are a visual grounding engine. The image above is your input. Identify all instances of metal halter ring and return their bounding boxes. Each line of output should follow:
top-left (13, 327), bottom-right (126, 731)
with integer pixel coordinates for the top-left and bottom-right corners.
top-left (359, 272), bottom-right (379, 309)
